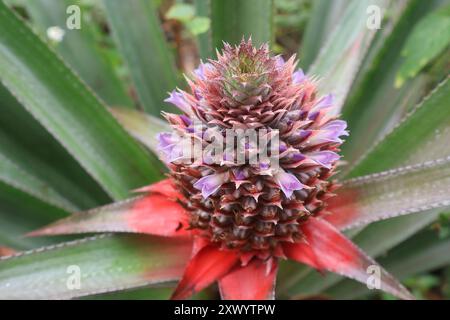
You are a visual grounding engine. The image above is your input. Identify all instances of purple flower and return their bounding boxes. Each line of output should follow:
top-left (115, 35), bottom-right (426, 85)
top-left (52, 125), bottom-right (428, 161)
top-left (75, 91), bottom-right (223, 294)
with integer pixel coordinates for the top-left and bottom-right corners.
top-left (275, 56), bottom-right (285, 68)
top-left (157, 132), bottom-right (174, 149)
top-left (308, 94), bottom-right (334, 120)
top-left (308, 120), bottom-right (349, 145)
top-left (256, 161), bottom-right (273, 176)
top-left (292, 69), bottom-right (306, 84)
top-left (322, 119), bottom-right (348, 132)
top-left (157, 132), bottom-right (177, 161)
top-left (180, 115), bottom-right (192, 126)
top-left (298, 130), bottom-right (312, 140)
top-left (291, 152), bottom-right (306, 162)
top-left (233, 168), bottom-right (248, 180)
top-left (164, 90), bottom-right (191, 113)
top-left (259, 162), bottom-right (270, 170)
top-left (307, 151), bottom-right (340, 169)
top-left (315, 94), bottom-right (334, 110)
top-left (274, 169), bottom-right (308, 198)
top-left (279, 142), bottom-right (288, 153)
top-left (194, 62), bottom-right (212, 80)
top-left (194, 172), bottom-right (228, 198)
top-left (157, 132), bottom-right (191, 163)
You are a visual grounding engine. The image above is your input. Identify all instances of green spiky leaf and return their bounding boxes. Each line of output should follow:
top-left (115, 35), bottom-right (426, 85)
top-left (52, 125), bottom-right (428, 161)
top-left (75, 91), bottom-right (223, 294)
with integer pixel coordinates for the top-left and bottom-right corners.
top-left (0, 1), bottom-right (162, 200)
top-left (0, 234), bottom-right (191, 299)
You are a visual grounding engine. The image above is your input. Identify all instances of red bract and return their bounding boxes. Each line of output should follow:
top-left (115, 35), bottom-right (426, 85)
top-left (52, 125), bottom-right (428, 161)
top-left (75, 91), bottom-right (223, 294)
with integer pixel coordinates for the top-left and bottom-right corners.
top-left (30, 178), bottom-right (413, 300)
top-left (0, 246), bottom-right (16, 257)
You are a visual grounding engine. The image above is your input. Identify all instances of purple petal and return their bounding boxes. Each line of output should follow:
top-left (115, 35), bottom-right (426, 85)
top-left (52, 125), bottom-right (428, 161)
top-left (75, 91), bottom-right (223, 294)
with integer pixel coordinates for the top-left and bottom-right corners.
top-left (299, 130), bottom-right (312, 140)
top-left (309, 94), bottom-right (334, 117)
top-left (290, 129), bottom-right (312, 141)
top-left (259, 162), bottom-right (270, 170)
top-left (157, 133), bottom-right (191, 163)
top-left (180, 115), bottom-right (192, 126)
top-left (157, 132), bottom-right (174, 150)
top-left (308, 151), bottom-right (340, 169)
top-left (309, 131), bottom-right (343, 145)
top-left (275, 56), bottom-right (285, 68)
top-left (279, 142), bottom-right (288, 153)
top-left (322, 120), bottom-right (348, 133)
top-left (233, 168), bottom-right (248, 180)
top-left (194, 89), bottom-right (203, 100)
top-left (316, 94), bottom-right (334, 110)
top-left (166, 143), bottom-right (185, 162)
top-left (164, 90), bottom-right (191, 113)
top-left (274, 170), bottom-right (307, 198)
top-left (292, 69), bottom-right (306, 84)
top-left (308, 94), bottom-right (334, 120)
top-left (158, 144), bottom-right (178, 162)
top-left (291, 152), bottom-right (306, 162)
top-left (194, 173), bottom-right (228, 198)
top-left (194, 62), bottom-right (212, 80)
top-left (308, 121), bottom-right (348, 145)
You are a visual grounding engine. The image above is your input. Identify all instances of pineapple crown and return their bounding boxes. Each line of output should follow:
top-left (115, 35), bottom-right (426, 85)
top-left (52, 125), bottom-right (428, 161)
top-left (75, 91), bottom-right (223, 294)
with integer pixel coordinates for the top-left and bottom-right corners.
top-left (158, 39), bottom-right (348, 256)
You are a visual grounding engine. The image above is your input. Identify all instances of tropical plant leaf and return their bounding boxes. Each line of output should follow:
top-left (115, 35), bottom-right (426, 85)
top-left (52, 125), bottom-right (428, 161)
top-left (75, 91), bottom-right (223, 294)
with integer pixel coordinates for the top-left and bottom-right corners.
top-left (284, 131), bottom-right (450, 297)
top-left (0, 181), bottom-right (69, 249)
top-left (326, 157), bottom-right (450, 230)
top-left (0, 234), bottom-right (191, 299)
top-left (308, 0), bottom-right (387, 112)
top-left (299, 0), bottom-right (348, 70)
top-left (326, 228), bottom-right (450, 299)
top-left (345, 0), bottom-right (410, 93)
top-left (281, 208), bottom-right (443, 297)
top-left (0, 82), bottom-right (77, 212)
top-left (211, 0), bottom-right (273, 49)
top-left (0, 86), bottom-right (103, 250)
top-left (292, 154), bottom-right (450, 297)
top-left (0, 153), bottom-right (73, 211)
top-left (282, 76), bottom-right (450, 297)
top-left (103, 0), bottom-right (179, 116)
top-left (319, 209), bottom-right (444, 297)
top-left (342, 0), bottom-right (445, 165)
top-left (284, 125), bottom-right (450, 296)
top-left (0, 84), bottom-right (110, 209)
top-left (22, 0), bottom-right (133, 107)
top-left (110, 108), bottom-right (170, 155)
top-left (287, 62), bottom-right (450, 300)
top-left (0, 1), bottom-right (162, 200)
top-left (347, 76), bottom-right (450, 178)
top-left (395, 5), bottom-right (450, 88)
top-left (284, 217), bottom-right (413, 300)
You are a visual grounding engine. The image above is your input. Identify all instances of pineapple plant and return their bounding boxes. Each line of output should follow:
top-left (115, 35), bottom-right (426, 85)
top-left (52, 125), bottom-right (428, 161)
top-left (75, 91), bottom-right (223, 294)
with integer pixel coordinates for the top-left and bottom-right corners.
top-left (0, 0), bottom-right (449, 300)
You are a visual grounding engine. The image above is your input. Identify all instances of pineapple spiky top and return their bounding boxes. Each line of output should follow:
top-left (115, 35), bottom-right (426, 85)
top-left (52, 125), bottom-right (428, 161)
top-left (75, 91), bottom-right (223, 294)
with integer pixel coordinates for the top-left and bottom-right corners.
top-left (159, 39), bottom-right (348, 258)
